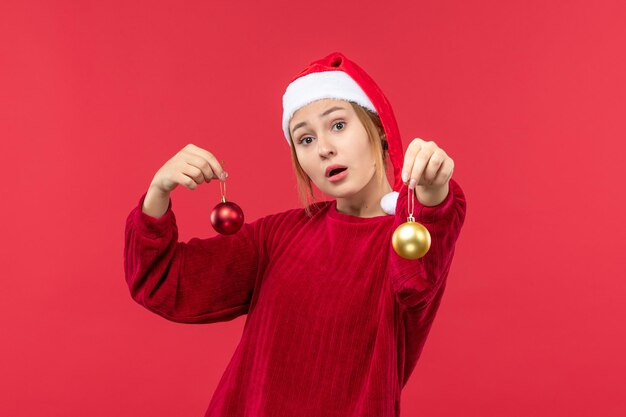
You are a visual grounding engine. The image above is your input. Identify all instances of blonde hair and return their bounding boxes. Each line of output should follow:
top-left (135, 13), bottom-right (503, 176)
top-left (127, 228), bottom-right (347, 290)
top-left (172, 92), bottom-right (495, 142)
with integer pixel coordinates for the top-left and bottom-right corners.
top-left (288, 101), bottom-right (391, 218)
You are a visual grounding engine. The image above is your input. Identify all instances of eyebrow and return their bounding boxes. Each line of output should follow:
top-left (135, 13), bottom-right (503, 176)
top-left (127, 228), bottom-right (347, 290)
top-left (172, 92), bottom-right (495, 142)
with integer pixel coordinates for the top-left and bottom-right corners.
top-left (291, 106), bottom-right (347, 136)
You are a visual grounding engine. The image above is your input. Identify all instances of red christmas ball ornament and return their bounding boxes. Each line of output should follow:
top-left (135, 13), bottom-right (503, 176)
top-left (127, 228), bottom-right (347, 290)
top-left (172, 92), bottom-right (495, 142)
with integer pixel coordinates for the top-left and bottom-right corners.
top-left (210, 171), bottom-right (244, 235)
top-left (210, 199), bottom-right (244, 235)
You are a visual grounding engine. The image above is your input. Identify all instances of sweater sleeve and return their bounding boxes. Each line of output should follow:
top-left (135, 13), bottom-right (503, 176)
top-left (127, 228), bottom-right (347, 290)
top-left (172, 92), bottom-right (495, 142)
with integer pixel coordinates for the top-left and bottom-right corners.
top-left (387, 178), bottom-right (467, 310)
top-left (123, 191), bottom-right (264, 324)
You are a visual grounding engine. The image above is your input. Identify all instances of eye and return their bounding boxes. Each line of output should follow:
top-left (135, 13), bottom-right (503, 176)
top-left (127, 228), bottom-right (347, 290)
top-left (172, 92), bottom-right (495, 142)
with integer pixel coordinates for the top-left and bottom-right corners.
top-left (333, 121), bottom-right (346, 131)
top-left (298, 136), bottom-right (314, 145)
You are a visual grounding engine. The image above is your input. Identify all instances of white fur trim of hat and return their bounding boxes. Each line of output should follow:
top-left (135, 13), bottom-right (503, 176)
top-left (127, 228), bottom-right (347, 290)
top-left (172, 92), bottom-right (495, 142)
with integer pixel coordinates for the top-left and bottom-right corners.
top-left (282, 71), bottom-right (376, 145)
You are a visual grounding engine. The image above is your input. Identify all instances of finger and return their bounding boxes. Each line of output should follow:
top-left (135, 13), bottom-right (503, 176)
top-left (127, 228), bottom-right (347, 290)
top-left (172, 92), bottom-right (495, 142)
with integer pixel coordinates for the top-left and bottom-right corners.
top-left (184, 153), bottom-right (216, 182)
top-left (181, 163), bottom-right (205, 185)
top-left (177, 171), bottom-right (199, 190)
top-left (425, 158), bottom-right (454, 187)
top-left (186, 144), bottom-right (228, 181)
top-left (401, 139), bottom-right (424, 182)
top-left (422, 150), bottom-right (447, 185)
top-left (439, 158), bottom-right (454, 183)
top-left (409, 147), bottom-right (434, 189)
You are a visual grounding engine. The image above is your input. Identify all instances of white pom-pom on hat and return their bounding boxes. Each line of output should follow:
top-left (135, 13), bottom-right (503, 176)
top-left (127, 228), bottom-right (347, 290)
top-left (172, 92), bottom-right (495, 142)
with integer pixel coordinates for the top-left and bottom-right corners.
top-left (380, 191), bottom-right (399, 215)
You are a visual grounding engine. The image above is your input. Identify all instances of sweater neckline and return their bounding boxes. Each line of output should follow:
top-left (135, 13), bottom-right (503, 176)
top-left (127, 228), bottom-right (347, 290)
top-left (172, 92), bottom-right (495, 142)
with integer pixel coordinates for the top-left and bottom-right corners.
top-left (326, 199), bottom-right (393, 224)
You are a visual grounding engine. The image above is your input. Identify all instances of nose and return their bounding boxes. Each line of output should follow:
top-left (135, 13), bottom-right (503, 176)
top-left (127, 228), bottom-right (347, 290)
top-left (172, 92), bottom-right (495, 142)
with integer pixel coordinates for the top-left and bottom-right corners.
top-left (316, 133), bottom-right (336, 158)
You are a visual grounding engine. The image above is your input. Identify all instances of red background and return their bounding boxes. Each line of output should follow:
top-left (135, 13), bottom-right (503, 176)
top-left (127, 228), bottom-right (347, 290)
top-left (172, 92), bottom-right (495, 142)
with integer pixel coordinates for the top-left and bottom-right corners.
top-left (1, 1), bottom-right (625, 416)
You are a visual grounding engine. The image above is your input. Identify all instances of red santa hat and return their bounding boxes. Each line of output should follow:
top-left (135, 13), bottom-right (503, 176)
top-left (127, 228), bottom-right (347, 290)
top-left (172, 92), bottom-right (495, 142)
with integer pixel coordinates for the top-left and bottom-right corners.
top-left (281, 51), bottom-right (404, 214)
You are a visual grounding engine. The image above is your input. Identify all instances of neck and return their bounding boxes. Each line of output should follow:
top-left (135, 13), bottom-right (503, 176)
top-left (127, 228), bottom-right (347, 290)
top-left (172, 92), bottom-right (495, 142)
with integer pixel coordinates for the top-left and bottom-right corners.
top-left (335, 176), bottom-right (393, 218)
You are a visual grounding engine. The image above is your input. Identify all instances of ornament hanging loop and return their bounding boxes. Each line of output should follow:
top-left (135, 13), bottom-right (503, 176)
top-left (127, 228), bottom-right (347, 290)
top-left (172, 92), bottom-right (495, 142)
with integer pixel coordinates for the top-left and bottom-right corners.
top-left (219, 178), bottom-right (227, 203)
top-left (219, 159), bottom-right (227, 203)
top-left (407, 186), bottom-right (415, 222)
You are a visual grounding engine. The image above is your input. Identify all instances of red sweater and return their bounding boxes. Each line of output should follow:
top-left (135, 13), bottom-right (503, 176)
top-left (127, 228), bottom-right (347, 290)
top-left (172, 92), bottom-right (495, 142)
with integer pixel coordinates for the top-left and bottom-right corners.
top-left (124, 179), bottom-right (466, 417)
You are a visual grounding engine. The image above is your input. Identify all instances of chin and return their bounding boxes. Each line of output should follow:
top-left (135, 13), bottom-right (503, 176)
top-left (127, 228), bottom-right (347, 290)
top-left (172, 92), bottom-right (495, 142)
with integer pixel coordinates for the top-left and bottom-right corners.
top-left (324, 189), bottom-right (349, 198)
top-left (319, 183), bottom-right (365, 199)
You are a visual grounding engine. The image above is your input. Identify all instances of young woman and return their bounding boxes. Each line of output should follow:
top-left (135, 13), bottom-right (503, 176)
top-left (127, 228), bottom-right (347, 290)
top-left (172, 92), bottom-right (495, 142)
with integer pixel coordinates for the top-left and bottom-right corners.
top-left (124, 52), bottom-right (467, 417)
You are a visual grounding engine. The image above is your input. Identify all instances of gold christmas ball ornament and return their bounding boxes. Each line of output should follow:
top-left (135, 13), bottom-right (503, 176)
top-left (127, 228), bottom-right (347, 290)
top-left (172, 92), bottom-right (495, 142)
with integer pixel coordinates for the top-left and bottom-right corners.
top-left (391, 185), bottom-right (431, 260)
top-left (392, 217), bottom-right (431, 259)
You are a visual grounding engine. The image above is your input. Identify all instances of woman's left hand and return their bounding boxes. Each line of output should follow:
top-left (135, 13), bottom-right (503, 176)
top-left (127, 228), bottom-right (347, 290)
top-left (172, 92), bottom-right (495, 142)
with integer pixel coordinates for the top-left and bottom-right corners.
top-left (402, 138), bottom-right (454, 190)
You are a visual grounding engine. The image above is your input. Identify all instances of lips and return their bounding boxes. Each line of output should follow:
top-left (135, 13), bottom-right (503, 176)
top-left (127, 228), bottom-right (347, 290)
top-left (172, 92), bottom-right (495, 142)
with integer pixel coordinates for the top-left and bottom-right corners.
top-left (325, 164), bottom-right (348, 177)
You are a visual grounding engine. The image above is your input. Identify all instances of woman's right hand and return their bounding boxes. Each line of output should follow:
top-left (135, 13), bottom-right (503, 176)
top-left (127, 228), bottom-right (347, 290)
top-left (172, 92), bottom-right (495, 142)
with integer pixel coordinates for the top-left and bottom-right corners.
top-left (141, 144), bottom-right (228, 219)
top-left (150, 143), bottom-right (229, 194)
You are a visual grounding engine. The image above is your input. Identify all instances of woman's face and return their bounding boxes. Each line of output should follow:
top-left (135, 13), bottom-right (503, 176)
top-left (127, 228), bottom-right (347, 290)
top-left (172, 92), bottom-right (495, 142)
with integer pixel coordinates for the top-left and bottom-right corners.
top-left (289, 99), bottom-right (377, 199)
